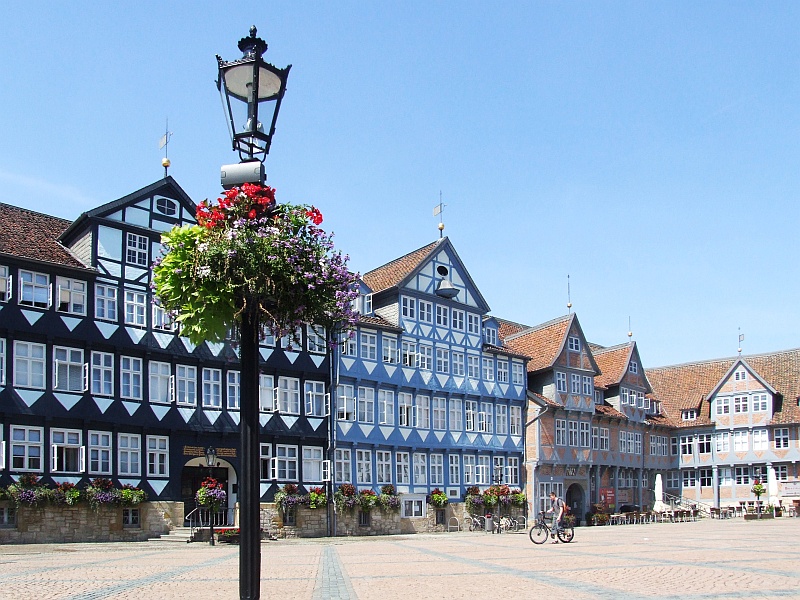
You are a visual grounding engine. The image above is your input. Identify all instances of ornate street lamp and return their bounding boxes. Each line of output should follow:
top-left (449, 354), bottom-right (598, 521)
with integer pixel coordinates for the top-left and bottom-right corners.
top-left (205, 446), bottom-right (217, 546)
top-left (217, 26), bottom-right (291, 167)
top-left (216, 26), bottom-right (290, 600)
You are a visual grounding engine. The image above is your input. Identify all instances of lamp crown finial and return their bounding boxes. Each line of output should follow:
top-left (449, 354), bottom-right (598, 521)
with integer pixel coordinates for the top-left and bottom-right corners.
top-left (250, 25), bottom-right (257, 37)
top-left (238, 26), bottom-right (267, 58)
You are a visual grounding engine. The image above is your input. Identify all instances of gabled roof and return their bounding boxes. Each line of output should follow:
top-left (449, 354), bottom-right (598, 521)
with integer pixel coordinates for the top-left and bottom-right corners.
top-left (60, 176), bottom-right (196, 245)
top-left (497, 317), bottom-right (530, 342)
top-left (0, 203), bottom-right (91, 271)
top-left (646, 348), bottom-right (800, 427)
top-left (503, 314), bottom-right (573, 373)
top-left (593, 342), bottom-right (650, 391)
top-left (357, 315), bottom-right (403, 333)
top-left (361, 237), bottom-right (491, 312)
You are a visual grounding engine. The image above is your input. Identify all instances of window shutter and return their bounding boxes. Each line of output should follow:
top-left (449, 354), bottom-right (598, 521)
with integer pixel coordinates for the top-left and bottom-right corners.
top-left (52, 444), bottom-right (59, 472)
top-left (169, 375), bottom-right (175, 403)
top-left (305, 390), bottom-right (313, 415)
top-left (322, 460), bottom-right (331, 482)
top-left (273, 387), bottom-right (279, 412)
top-left (80, 446), bottom-right (86, 473)
top-left (48, 283), bottom-right (53, 308)
top-left (270, 457), bottom-right (277, 481)
top-left (0, 441), bottom-right (5, 470)
top-left (324, 393), bottom-right (330, 417)
top-left (83, 362), bottom-right (89, 392)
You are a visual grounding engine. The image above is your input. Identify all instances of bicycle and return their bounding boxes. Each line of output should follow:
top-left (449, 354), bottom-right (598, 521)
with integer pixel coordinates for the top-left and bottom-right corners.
top-left (466, 514), bottom-right (486, 532)
top-left (529, 512), bottom-right (574, 544)
top-left (499, 515), bottom-right (520, 532)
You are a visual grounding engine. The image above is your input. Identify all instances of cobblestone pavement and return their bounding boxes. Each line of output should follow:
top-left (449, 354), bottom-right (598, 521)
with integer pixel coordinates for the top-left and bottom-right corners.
top-left (0, 517), bottom-right (798, 599)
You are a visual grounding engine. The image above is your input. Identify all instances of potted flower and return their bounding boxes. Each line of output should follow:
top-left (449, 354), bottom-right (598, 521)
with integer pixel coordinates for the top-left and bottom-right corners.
top-left (219, 528), bottom-right (240, 544)
top-left (85, 477), bottom-right (118, 510)
top-left (333, 483), bottom-right (359, 512)
top-left (752, 480), bottom-right (766, 518)
top-left (274, 483), bottom-right (306, 516)
top-left (8, 473), bottom-right (50, 508)
top-left (510, 489), bottom-right (527, 508)
top-left (308, 486), bottom-right (327, 509)
top-left (53, 482), bottom-right (81, 506)
top-left (357, 489), bottom-right (377, 511)
top-left (428, 488), bottom-right (448, 509)
top-left (377, 484), bottom-right (401, 511)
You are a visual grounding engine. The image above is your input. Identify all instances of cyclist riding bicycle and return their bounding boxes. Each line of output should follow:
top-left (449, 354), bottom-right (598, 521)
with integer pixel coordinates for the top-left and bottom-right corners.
top-left (545, 491), bottom-right (565, 543)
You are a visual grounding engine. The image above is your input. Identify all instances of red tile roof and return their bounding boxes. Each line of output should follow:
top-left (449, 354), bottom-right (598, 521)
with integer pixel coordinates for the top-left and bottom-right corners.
top-left (362, 240), bottom-right (441, 293)
top-left (496, 318), bottom-right (529, 342)
top-left (357, 315), bottom-right (403, 332)
top-left (594, 404), bottom-right (627, 420)
top-left (530, 391), bottom-right (563, 408)
top-left (503, 314), bottom-right (573, 373)
top-left (646, 348), bottom-right (800, 427)
top-left (593, 343), bottom-right (633, 388)
top-left (0, 203), bottom-right (90, 270)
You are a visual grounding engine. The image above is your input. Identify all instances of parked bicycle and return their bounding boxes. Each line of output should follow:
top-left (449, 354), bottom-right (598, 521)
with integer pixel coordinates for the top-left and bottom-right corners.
top-left (466, 514), bottom-right (486, 531)
top-left (529, 512), bottom-right (574, 544)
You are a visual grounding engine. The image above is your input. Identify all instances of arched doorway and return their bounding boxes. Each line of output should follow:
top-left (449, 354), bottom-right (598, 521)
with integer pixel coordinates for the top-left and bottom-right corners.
top-left (566, 483), bottom-right (585, 524)
top-left (181, 457), bottom-right (237, 525)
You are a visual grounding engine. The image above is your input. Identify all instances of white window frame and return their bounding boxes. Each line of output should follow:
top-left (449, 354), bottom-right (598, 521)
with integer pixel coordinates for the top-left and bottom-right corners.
top-left (432, 397), bottom-right (447, 430)
top-left (19, 270), bottom-right (50, 309)
top-left (463, 455), bottom-right (476, 485)
top-left (227, 370), bottom-right (241, 410)
top-left (430, 453), bottom-right (444, 486)
top-left (51, 428), bottom-right (84, 474)
top-left (512, 362), bottom-right (524, 385)
top-left (579, 421), bottom-right (590, 448)
top-left (95, 283), bottom-right (117, 321)
top-left (555, 419), bottom-right (566, 446)
top-left (360, 331), bottom-right (377, 361)
top-left (467, 355), bottom-right (480, 379)
top-left (399, 392), bottom-right (413, 427)
top-left (452, 352), bottom-right (465, 376)
top-left (452, 309), bottom-right (465, 331)
top-left (568, 336), bottom-right (580, 352)
top-left (467, 313), bottom-right (481, 335)
top-left (175, 365), bottom-right (197, 406)
top-left (56, 276), bottom-right (86, 316)
top-left (413, 452), bottom-right (427, 485)
top-left (401, 340), bottom-right (416, 367)
top-left (307, 325), bottom-right (326, 354)
top-left (335, 448), bottom-right (351, 483)
top-left (435, 347), bottom-right (449, 374)
top-left (88, 430), bottom-right (112, 475)
top-left (505, 457), bottom-right (520, 486)
top-left (0, 338), bottom-right (5, 386)
top-left (476, 456), bottom-right (490, 485)
top-left (356, 449), bottom-right (372, 484)
top-left (378, 389), bottom-right (395, 425)
top-left (401, 296), bottom-right (416, 320)
top-left (417, 344), bottom-right (433, 371)
top-left (305, 380), bottom-right (328, 417)
top-left (357, 386), bottom-right (375, 423)
top-left (147, 435), bottom-right (169, 477)
top-left (568, 420), bottom-right (579, 446)
top-left (465, 400), bottom-right (477, 432)
top-left (124, 290), bottom-right (147, 327)
top-left (10, 425), bottom-right (43, 472)
top-left (733, 430), bottom-right (749, 452)
top-left (734, 396), bottom-right (748, 414)
top-left (126, 232), bottom-right (149, 266)
top-left (774, 428), bottom-right (790, 449)
top-left (120, 356), bottom-right (142, 400)
top-left (382, 336), bottom-right (399, 364)
top-left (497, 360), bottom-right (509, 383)
top-left (418, 300), bottom-right (433, 323)
top-left (273, 444), bottom-right (298, 481)
top-left (90, 351), bottom-right (114, 397)
top-left (448, 454), bottom-right (460, 485)
top-left (752, 428), bottom-right (768, 451)
top-left (449, 398), bottom-right (463, 431)
top-left (556, 371), bottom-right (567, 393)
top-left (600, 428), bottom-right (610, 451)
top-left (570, 373), bottom-right (581, 395)
top-left (401, 496), bottom-right (426, 518)
top-left (14, 341), bottom-right (46, 390)
top-left (376, 450), bottom-right (392, 485)
top-left (335, 383), bottom-right (354, 420)
top-left (482, 357), bottom-right (495, 381)
top-left (278, 377), bottom-right (301, 414)
top-left (396, 451), bottom-right (410, 485)
top-left (302, 446), bottom-right (325, 482)
top-left (149, 361), bottom-right (172, 404)
top-left (53, 346), bottom-right (87, 393)
top-left (0, 265), bottom-right (10, 302)
top-left (495, 404), bottom-right (508, 435)
top-left (435, 305), bottom-right (449, 327)
top-left (152, 304), bottom-right (175, 332)
top-left (484, 327), bottom-right (498, 346)
top-left (416, 395), bottom-right (430, 429)
top-left (260, 374), bottom-right (277, 412)
top-left (510, 406), bottom-right (522, 436)
top-left (716, 397), bottom-right (730, 415)
top-left (118, 433), bottom-right (141, 476)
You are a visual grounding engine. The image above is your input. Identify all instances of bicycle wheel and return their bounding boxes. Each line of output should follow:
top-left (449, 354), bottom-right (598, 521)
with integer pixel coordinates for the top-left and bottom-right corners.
top-left (557, 526), bottom-right (575, 543)
top-left (529, 524), bottom-right (549, 544)
top-left (468, 518), bottom-right (476, 532)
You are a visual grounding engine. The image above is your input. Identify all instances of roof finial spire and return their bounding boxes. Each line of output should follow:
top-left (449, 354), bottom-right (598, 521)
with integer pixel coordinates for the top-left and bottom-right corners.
top-left (433, 191), bottom-right (446, 238)
top-left (628, 316), bottom-right (633, 340)
top-left (567, 274), bottom-right (572, 313)
top-left (738, 328), bottom-right (744, 355)
top-left (159, 118), bottom-right (173, 178)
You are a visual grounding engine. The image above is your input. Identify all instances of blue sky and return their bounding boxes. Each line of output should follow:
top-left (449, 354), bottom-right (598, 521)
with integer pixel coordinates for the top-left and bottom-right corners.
top-left (1, 2), bottom-right (798, 367)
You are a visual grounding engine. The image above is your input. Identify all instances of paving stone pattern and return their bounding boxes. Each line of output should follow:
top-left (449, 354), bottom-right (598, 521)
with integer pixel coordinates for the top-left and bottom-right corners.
top-left (0, 518), bottom-right (798, 599)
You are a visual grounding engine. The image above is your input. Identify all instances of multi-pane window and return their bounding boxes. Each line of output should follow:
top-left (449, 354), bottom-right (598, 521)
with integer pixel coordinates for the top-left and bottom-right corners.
top-left (120, 356), bottom-right (142, 400)
top-left (19, 270), bottom-right (49, 308)
top-left (376, 450), bottom-right (392, 485)
top-left (506, 457), bottom-right (520, 486)
top-left (91, 352), bottom-right (114, 396)
top-left (752, 465), bottom-right (767, 483)
top-left (734, 396), bottom-right (748, 413)
top-left (570, 373), bottom-right (581, 394)
top-left (356, 449), bottom-right (372, 484)
top-left (715, 431), bottom-right (730, 452)
top-left (54, 347), bottom-right (85, 392)
top-left (416, 395), bottom-right (430, 429)
top-left (118, 433), bottom-right (141, 476)
top-left (227, 371), bottom-right (241, 410)
top-left (774, 428), bottom-right (790, 449)
top-left (463, 455), bottom-right (475, 484)
top-left (467, 355), bottom-right (480, 379)
top-left (467, 313), bottom-right (481, 335)
top-left (555, 372), bottom-right (567, 393)
top-left (682, 470), bottom-right (697, 488)
top-left (418, 300), bottom-right (433, 323)
top-left (449, 454), bottom-right (460, 485)
top-left (336, 384), bottom-right (354, 420)
top-left (378, 389), bottom-right (395, 425)
top-left (278, 377), bottom-right (301, 414)
top-left (555, 419), bottom-right (566, 446)
top-left (88, 431), bottom-right (111, 475)
top-left (666, 471), bottom-right (680, 488)
top-left (752, 394), bottom-right (768, 412)
top-left (360, 332), bottom-right (377, 360)
top-left (302, 447), bottom-right (324, 482)
top-left (476, 456), bottom-right (490, 485)
top-left (496, 404), bottom-right (508, 435)
top-left (752, 429), bottom-right (768, 450)
top-left (697, 434), bottom-right (712, 454)
top-left (11, 426), bottom-right (43, 471)
top-left (479, 402), bottom-right (493, 433)
top-left (0, 265), bottom-right (9, 302)
top-left (401, 296), bottom-right (416, 320)
top-left (733, 430), bottom-right (749, 452)
top-left (449, 398), bottom-right (463, 431)
top-left (435, 348), bottom-right (449, 374)
top-left (592, 427), bottom-right (600, 450)
top-left (401, 340), bottom-right (416, 367)
top-left (275, 445), bottom-right (298, 481)
top-left (719, 467), bottom-right (733, 486)
top-left (465, 400), bottom-right (477, 432)
top-left (305, 380), bottom-right (327, 417)
top-left (175, 365), bottom-right (197, 406)
top-left (497, 361), bottom-right (509, 383)
top-left (417, 345), bottom-right (433, 370)
top-left (56, 277), bottom-right (86, 315)
top-left (512, 362), bottom-right (524, 385)
top-left (430, 454), bottom-right (444, 485)
top-left (50, 429), bottom-right (85, 473)
top-left (95, 284), bottom-right (117, 321)
top-left (152, 304), bottom-right (175, 331)
top-left (582, 376), bottom-right (593, 396)
top-left (14, 341), bottom-right (46, 389)
top-left (775, 465), bottom-right (788, 481)
top-left (126, 233), bottom-right (149, 266)
top-left (432, 397), bottom-right (446, 430)
top-left (510, 406), bottom-right (522, 436)
top-left (260, 444), bottom-right (272, 480)
top-left (307, 325), bottom-right (326, 354)
top-left (716, 397), bottom-right (730, 415)
top-left (568, 421), bottom-right (579, 446)
top-left (629, 360), bottom-right (638, 374)
top-left (452, 352), bottom-right (465, 376)
top-left (149, 361), bottom-right (172, 403)
top-left (599, 428), bottom-right (609, 451)
top-left (435, 305), bottom-right (449, 327)
top-left (482, 357), bottom-right (494, 381)
top-left (682, 409), bottom-right (697, 421)
top-left (735, 466), bottom-right (749, 485)
top-left (382, 336), bottom-right (399, 364)
top-left (734, 369), bottom-right (746, 381)
top-left (568, 336), bottom-right (580, 352)
top-left (147, 436), bottom-right (169, 477)
top-left (357, 387), bottom-right (375, 423)
top-left (680, 436), bottom-right (693, 455)
top-left (396, 452), bottom-right (410, 485)
top-left (579, 422), bottom-right (590, 447)
top-left (484, 327), bottom-right (498, 346)
top-left (280, 326), bottom-right (303, 351)
top-left (493, 456), bottom-right (505, 483)
top-left (413, 453), bottom-right (427, 485)
top-left (335, 448), bottom-right (351, 483)
top-left (260, 375), bottom-right (276, 412)
top-left (452, 309), bottom-right (465, 331)
top-left (398, 392), bottom-right (413, 427)
top-left (124, 290), bottom-right (147, 326)
top-left (0, 339), bottom-right (5, 385)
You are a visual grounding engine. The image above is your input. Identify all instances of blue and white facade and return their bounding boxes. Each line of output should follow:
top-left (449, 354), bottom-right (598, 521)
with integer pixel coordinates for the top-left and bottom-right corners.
top-left (333, 238), bottom-right (527, 517)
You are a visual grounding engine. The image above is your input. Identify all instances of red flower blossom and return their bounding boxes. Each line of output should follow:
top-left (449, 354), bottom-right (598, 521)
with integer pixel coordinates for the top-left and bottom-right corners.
top-left (306, 207), bottom-right (323, 225)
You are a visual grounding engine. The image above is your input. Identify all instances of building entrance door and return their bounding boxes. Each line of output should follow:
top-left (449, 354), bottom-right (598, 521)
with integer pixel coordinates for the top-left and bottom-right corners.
top-left (566, 483), bottom-right (585, 523)
top-left (181, 465), bottom-right (229, 524)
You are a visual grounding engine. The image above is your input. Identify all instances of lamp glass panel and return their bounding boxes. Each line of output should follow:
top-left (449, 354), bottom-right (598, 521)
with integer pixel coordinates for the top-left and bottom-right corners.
top-left (223, 64), bottom-right (282, 101)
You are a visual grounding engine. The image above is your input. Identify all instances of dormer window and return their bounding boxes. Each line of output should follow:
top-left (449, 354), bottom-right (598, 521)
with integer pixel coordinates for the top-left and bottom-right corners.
top-left (568, 336), bottom-right (580, 352)
top-left (681, 409), bottom-right (697, 421)
top-left (484, 327), bottom-right (498, 346)
top-left (362, 293), bottom-right (372, 315)
top-left (629, 361), bottom-right (638, 374)
top-left (155, 197), bottom-right (177, 216)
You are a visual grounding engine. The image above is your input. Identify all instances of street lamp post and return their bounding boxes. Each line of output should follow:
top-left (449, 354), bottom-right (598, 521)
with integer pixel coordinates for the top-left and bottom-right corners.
top-left (216, 26), bottom-right (291, 600)
top-left (205, 446), bottom-right (217, 546)
top-left (492, 467), bottom-right (503, 533)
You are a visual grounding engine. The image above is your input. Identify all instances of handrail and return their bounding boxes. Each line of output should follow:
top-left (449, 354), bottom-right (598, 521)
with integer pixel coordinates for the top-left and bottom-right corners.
top-left (186, 505), bottom-right (233, 541)
top-left (662, 493), bottom-right (713, 516)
